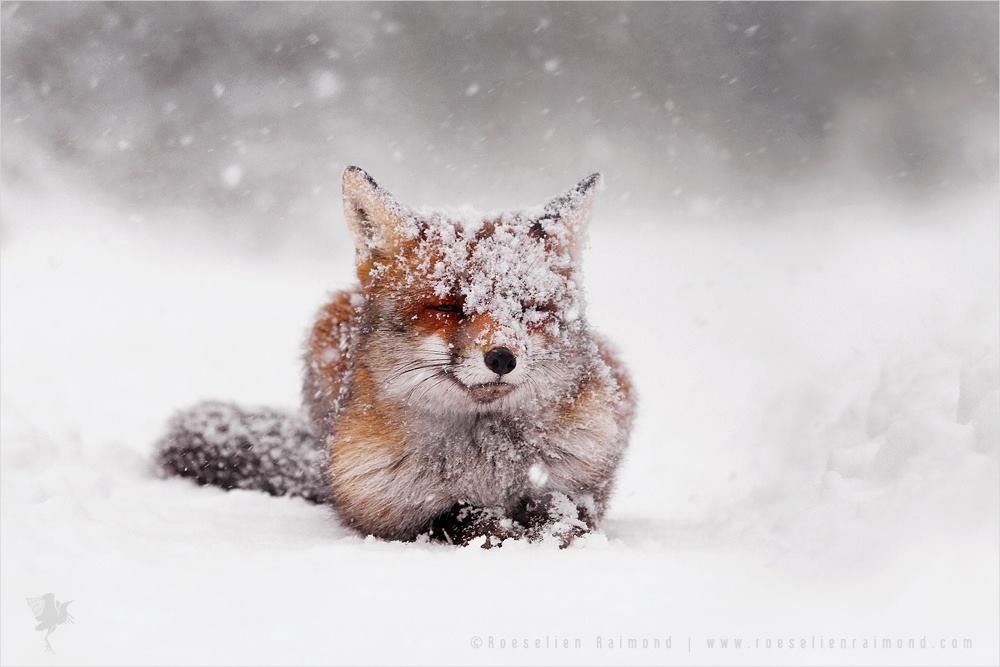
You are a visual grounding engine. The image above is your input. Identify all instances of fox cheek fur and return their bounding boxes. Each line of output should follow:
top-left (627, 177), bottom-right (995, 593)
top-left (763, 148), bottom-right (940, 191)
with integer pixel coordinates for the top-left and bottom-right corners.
top-left (360, 301), bottom-right (591, 415)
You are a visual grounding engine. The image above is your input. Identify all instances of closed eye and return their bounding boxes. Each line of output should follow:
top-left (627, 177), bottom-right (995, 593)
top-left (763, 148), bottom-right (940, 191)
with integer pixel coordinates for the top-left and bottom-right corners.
top-left (521, 301), bottom-right (557, 313)
top-left (430, 304), bottom-right (463, 314)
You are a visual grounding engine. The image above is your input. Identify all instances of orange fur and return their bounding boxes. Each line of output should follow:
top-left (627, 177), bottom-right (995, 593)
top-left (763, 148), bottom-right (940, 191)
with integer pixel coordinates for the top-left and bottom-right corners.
top-left (303, 289), bottom-right (358, 435)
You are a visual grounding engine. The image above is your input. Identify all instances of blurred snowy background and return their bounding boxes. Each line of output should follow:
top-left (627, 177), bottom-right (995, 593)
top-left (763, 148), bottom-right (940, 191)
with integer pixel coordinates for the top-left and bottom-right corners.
top-left (3, 2), bottom-right (996, 248)
top-left (1, 3), bottom-right (998, 666)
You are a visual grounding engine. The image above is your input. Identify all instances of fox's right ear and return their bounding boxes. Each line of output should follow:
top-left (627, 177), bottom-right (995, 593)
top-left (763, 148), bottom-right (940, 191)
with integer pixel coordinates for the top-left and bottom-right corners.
top-left (342, 166), bottom-right (412, 261)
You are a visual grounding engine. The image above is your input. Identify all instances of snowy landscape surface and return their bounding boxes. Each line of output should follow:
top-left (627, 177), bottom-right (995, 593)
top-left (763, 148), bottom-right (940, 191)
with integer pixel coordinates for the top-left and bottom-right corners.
top-left (2, 3), bottom-right (998, 666)
top-left (2, 175), bottom-right (997, 665)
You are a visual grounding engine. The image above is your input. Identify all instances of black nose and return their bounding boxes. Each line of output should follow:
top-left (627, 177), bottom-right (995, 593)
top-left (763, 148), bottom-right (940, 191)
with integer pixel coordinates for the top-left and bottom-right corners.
top-left (483, 347), bottom-right (517, 376)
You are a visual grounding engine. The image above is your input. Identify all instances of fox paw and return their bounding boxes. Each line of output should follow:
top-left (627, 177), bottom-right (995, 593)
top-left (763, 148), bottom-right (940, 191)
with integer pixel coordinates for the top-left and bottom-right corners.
top-left (428, 503), bottom-right (524, 548)
top-left (427, 494), bottom-right (596, 549)
top-left (516, 492), bottom-right (594, 548)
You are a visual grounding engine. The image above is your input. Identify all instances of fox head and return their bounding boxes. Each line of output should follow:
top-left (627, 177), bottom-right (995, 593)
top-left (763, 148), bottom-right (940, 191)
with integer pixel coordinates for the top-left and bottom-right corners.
top-left (342, 166), bottom-right (601, 416)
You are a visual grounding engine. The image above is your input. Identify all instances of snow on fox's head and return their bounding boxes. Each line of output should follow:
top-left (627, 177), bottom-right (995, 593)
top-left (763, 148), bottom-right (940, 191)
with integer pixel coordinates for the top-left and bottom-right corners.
top-left (342, 166), bottom-right (600, 415)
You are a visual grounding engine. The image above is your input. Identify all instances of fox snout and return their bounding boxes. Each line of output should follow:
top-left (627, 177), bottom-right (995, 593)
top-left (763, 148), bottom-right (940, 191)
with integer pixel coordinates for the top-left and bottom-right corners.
top-left (483, 347), bottom-right (517, 376)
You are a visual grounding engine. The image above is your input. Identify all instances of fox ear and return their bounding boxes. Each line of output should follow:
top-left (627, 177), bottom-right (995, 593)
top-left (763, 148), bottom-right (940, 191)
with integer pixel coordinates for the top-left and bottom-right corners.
top-left (536, 172), bottom-right (602, 255)
top-left (342, 166), bottom-right (411, 260)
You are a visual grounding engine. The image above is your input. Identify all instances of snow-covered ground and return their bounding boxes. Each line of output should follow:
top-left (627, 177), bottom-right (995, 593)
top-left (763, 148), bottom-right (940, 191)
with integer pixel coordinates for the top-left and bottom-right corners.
top-left (1, 177), bottom-right (997, 666)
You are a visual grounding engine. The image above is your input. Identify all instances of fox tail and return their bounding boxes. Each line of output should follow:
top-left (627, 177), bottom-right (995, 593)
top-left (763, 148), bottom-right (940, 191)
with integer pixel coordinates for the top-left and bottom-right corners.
top-left (154, 401), bottom-right (328, 504)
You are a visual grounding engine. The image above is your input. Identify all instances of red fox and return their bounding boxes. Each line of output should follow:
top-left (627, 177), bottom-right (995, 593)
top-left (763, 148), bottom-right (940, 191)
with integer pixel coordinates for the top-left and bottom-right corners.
top-left (157, 166), bottom-right (634, 547)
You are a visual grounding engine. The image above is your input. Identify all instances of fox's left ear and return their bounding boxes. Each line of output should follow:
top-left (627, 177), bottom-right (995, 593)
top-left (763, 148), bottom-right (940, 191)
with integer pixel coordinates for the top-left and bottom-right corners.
top-left (537, 172), bottom-right (602, 255)
top-left (342, 166), bottom-right (414, 262)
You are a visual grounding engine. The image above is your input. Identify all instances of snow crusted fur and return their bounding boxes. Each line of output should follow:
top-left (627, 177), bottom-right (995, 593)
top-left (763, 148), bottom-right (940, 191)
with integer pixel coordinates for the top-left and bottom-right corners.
top-left (155, 401), bottom-right (327, 504)
top-left (156, 166), bottom-right (635, 547)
